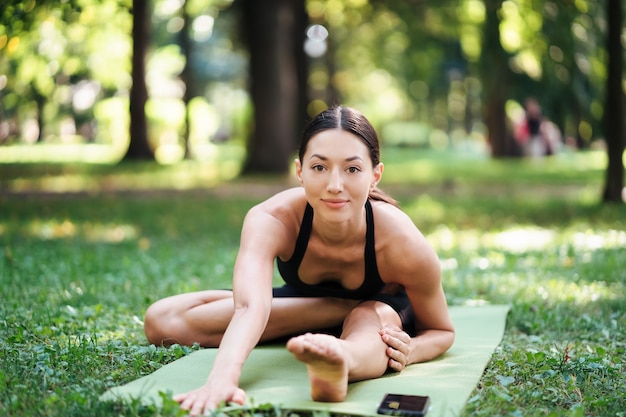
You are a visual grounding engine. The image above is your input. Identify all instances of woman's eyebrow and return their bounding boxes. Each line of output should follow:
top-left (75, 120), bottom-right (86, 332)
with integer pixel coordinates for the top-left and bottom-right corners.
top-left (309, 154), bottom-right (364, 162)
top-left (346, 155), bottom-right (365, 162)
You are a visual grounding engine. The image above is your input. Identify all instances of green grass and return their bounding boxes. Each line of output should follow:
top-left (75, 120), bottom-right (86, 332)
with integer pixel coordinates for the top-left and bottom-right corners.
top-left (1, 148), bottom-right (625, 416)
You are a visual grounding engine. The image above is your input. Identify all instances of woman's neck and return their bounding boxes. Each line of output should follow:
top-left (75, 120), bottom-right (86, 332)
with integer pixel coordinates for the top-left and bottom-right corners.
top-left (311, 209), bottom-right (367, 247)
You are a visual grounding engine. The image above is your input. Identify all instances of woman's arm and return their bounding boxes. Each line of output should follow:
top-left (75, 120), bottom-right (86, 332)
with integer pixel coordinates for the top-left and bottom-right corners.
top-left (175, 202), bottom-right (293, 416)
top-left (380, 274), bottom-right (455, 369)
top-left (402, 258), bottom-right (455, 365)
top-left (375, 205), bottom-right (455, 370)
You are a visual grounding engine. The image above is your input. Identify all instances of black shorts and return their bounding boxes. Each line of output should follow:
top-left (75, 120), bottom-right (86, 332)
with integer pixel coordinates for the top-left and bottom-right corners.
top-left (272, 285), bottom-right (416, 336)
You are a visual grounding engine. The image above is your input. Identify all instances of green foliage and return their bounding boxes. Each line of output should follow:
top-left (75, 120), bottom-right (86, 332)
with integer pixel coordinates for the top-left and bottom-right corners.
top-left (312, 0), bottom-right (609, 142)
top-left (1, 153), bottom-right (625, 416)
top-left (1, 0), bottom-right (132, 145)
top-left (0, 0), bottom-right (77, 35)
top-left (1, 0), bottom-right (613, 152)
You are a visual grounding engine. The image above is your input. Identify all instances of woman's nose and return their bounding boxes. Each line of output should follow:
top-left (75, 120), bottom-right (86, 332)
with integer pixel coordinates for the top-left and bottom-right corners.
top-left (326, 169), bottom-right (343, 193)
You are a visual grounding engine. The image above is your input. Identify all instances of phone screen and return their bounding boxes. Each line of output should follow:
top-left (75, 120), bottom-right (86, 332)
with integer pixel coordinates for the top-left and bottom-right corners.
top-left (377, 393), bottom-right (430, 417)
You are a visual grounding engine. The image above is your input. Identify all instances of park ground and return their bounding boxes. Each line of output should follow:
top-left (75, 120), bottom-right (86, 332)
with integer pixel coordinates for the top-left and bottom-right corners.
top-left (0, 147), bottom-right (625, 416)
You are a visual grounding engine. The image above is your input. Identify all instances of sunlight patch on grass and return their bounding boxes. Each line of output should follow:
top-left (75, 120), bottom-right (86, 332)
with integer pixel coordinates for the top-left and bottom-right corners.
top-left (3, 161), bottom-right (243, 194)
top-left (572, 229), bottom-right (626, 251)
top-left (17, 219), bottom-right (140, 243)
top-left (382, 148), bottom-right (608, 186)
top-left (530, 279), bottom-right (620, 305)
top-left (0, 144), bottom-right (126, 164)
top-left (491, 227), bottom-right (556, 253)
top-left (436, 223), bottom-right (625, 310)
top-left (1, 143), bottom-right (246, 193)
top-left (445, 266), bottom-right (624, 309)
top-left (429, 226), bottom-right (625, 254)
top-left (9, 174), bottom-right (104, 194)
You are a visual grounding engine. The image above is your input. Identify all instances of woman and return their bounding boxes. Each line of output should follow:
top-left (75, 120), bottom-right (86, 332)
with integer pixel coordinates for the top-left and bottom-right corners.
top-left (144, 106), bottom-right (455, 417)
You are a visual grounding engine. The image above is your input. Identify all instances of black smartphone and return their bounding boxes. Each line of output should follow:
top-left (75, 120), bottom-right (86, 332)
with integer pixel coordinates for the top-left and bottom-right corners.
top-left (376, 393), bottom-right (430, 417)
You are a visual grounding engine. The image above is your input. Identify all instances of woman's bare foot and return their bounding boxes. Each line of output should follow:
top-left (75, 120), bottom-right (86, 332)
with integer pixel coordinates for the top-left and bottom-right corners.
top-left (286, 333), bottom-right (349, 402)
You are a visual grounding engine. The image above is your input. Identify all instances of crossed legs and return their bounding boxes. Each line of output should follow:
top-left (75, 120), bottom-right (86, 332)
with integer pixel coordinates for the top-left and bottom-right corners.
top-left (144, 290), bottom-right (360, 347)
top-left (144, 292), bottom-right (403, 403)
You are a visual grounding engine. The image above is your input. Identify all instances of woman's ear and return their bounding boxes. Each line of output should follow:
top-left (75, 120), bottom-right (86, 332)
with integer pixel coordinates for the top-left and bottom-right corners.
top-left (371, 163), bottom-right (384, 189)
top-left (295, 159), bottom-right (303, 184)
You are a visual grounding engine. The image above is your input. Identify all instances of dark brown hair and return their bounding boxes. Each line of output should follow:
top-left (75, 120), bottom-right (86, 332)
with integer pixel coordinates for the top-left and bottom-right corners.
top-left (299, 106), bottom-right (398, 207)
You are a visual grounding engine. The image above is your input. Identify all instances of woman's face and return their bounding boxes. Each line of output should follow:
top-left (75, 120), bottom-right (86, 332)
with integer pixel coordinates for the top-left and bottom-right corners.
top-left (295, 129), bottom-right (382, 220)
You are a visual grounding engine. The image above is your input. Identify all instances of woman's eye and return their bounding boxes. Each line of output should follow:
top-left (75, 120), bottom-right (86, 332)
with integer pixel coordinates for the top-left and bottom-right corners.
top-left (347, 166), bottom-right (361, 173)
top-left (312, 165), bottom-right (325, 172)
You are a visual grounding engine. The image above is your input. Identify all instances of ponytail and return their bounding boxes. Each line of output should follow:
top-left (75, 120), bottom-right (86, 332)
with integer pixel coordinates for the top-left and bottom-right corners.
top-left (369, 187), bottom-right (399, 208)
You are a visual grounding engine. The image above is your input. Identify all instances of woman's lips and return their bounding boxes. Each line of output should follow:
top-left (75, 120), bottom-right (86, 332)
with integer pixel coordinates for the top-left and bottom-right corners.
top-left (322, 199), bottom-right (348, 209)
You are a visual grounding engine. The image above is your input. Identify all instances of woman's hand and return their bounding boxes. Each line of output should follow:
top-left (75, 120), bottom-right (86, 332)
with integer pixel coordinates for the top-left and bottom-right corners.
top-left (173, 381), bottom-right (246, 417)
top-left (380, 324), bottom-right (412, 372)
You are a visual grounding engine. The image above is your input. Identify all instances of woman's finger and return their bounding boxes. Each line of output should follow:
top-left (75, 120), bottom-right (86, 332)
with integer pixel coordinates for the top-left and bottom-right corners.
top-left (386, 346), bottom-right (406, 370)
top-left (388, 356), bottom-right (404, 371)
top-left (383, 331), bottom-right (410, 355)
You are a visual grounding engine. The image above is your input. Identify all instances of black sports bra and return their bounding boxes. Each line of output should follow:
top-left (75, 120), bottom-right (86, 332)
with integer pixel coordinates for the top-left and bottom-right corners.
top-left (276, 200), bottom-right (385, 299)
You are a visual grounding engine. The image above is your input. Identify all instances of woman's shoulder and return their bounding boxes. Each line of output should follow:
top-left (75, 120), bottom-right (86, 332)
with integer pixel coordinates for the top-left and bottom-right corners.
top-left (370, 200), bottom-right (438, 275)
top-left (249, 187), bottom-right (308, 228)
top-left (238, 189), bottom-right (307, 259)
top-left (369, 199), bottom-right (417, 233)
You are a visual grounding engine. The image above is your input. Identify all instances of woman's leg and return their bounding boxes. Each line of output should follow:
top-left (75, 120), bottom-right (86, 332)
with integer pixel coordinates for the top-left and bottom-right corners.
top-left (286, 300), bottom-right (402, 402)
top-left (144, 290), bottom-right (359, 347)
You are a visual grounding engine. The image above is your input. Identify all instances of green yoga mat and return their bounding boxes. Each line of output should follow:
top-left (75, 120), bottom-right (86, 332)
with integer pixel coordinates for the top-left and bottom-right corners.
top-left (102, 305), bottom-right (509, 416)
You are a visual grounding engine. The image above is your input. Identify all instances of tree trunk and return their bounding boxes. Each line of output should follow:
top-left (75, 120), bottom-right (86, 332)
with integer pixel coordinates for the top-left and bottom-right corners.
top-left (180, 0), bottom-right (195, 159)
top-left (602, 0), bottom-right (624, 203)
top-left (325, 30), bottom-right (341, 107)
top-left (480, 0), bottom-right (510, 158)
top-left (241, 0), bottom-right (303, 174)
top-left (35, 92), bottom-right (45, 142)
top-left (124, 0), bottom-right (154, 160)
top-left (294, 1), bottom-right (310, 141)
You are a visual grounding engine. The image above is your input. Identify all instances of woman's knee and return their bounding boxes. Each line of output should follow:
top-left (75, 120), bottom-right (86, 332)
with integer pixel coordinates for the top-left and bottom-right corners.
top-left (144, 292), bottom-right (233, 347)
top-left (343, 300), bottom-right (402, 329)
top-left (144, 300), bottom-right (178, 345)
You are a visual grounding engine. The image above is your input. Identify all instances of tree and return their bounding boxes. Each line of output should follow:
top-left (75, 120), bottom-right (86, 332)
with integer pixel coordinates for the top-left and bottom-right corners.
top-left (1, 0), bottom-right (78, 143)
top-left (602, 0), bottom-right (624, 203)
top-left (293, 1), bottom-right (310, 139)
top-left (179, 0), bottom-right (195, 159)
top-left (479, 0), bottom-right (513, 158)
top-left (239, 0), bottom-right (306, 174)
top-left (124, 0), bottom-right (154, 160)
